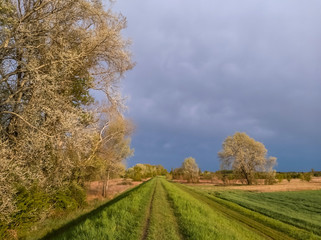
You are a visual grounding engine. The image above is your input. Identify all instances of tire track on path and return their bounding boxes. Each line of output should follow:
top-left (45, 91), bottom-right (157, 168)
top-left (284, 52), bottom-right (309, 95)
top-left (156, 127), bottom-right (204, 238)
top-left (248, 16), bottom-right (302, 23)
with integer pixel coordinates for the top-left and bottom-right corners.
top-left (141, 180), bottom-right (157, 240)
top-left (160, 180), bottom-right (183, 240)
top-left (143, 178), bottom-right (183, 240)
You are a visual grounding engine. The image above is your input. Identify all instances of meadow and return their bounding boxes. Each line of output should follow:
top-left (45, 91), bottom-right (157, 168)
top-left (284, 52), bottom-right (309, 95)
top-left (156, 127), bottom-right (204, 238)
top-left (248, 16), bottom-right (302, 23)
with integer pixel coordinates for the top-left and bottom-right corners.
top-left (36, 177), bottom-right (321, 240)
top-left (203, 188), bottom-right (321, 235)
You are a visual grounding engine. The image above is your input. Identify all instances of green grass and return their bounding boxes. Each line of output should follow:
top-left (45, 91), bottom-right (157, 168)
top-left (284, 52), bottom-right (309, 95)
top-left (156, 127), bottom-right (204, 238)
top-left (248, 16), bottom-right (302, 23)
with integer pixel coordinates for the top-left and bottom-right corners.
top-left (161, 179), bottom-right (267, 240)
top-left (44, 179), bottom-right (156, 240)
top-left (184, 184), bottom-right (320, 240)
top-left (205, 189), bottom-right (321, 236)
top-left (33, 178), bottom-right (321, 240)
top-left (146, 178), bottom-right (182, 240)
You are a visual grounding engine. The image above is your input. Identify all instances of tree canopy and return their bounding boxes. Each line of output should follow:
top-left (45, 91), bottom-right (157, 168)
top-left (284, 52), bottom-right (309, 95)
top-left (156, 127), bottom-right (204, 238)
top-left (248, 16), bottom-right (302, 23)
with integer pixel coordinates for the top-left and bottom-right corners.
top-left (218, 132), bottom-right (277, 185)
top-left (181, 157), bottom-right (199, 183)
top-left (126, 164), bottom-right (168, 181)
top-left (0, 0), bottom-right (133, 234)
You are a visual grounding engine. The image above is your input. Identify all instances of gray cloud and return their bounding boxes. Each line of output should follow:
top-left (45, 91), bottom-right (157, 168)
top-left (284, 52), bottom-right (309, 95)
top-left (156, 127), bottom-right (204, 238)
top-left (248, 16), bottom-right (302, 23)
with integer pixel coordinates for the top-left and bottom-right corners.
top-left (108, 0), bottom-right (321, 171)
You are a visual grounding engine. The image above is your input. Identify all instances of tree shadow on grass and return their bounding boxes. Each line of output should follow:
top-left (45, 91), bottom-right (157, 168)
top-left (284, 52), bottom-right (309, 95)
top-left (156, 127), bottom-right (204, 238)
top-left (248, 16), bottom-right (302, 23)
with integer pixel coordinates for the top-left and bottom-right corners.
top-left (40, 180), bottom-right (148, 240)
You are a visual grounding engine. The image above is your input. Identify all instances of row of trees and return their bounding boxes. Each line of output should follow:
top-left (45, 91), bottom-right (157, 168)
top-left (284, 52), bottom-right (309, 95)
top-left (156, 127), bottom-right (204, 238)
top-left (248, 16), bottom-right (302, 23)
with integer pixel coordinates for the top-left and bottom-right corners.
top-left (276, 172), bottom-right (315, 183)
top-left (125, 164), bottom-right (168, 181)
top-left (0, 0), bottom-right (133, 236)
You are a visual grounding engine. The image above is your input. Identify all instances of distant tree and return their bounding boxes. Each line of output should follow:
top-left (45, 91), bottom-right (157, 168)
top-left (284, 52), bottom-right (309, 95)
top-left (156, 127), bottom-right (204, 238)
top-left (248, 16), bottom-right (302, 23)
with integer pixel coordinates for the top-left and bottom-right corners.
top-left (218, 132), bottom-right (277, 185)
top-left (125, 163), bottom-right (168, 181)
top-left (181, 157), bottom-right (199, 183)
top-left (311, 168), bottom-right (315, 176)
top-left (305, 172), bottom-right (312, 182)
top-left (172, 167), bottom-right (184, 180)
top-left (264, 157), bottom-right (277, 185)
top-left (156, 165), bottom-right (168, 176)
top-left (286, 173), bottom-right (292, 182)
top-left (312, 170), bottom-right (321, 177)
top-left (201, 171), bottom-right (213, 180)
top-left (300, 172), bottom-right (312, 182)
top-left (214, 170), bottom-right (234, 185)
top-left (276, 173), bottom-right (284, 183)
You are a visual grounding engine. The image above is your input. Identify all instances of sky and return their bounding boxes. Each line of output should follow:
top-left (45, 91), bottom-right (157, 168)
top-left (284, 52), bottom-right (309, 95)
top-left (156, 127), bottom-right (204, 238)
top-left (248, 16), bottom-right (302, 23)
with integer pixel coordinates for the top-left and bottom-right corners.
top-left (106, 0), bottom-right (321, 172)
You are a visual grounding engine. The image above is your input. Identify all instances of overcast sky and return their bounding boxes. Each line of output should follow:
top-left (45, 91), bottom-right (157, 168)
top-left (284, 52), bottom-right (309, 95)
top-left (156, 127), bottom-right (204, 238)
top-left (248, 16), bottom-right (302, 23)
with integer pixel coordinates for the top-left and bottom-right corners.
top-left (107, 0), bottom-right (321, 172)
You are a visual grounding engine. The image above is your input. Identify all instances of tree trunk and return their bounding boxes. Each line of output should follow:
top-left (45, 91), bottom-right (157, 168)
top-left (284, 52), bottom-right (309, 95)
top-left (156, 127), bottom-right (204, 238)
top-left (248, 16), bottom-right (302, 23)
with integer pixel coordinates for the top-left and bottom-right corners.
top-left (102, 170), bottom-right (110, 198)
top-left (106, 170), bottom-right (110, 196)
top-left (102, 178), bottom-right (106, 197)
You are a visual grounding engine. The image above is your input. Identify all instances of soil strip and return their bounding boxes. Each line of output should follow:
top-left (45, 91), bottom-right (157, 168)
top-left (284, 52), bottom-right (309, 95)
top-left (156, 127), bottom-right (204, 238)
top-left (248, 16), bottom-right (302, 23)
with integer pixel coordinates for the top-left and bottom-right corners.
top-left (141, 180), bottom-right (157, 240)
top-left (161, 181), bottom-right (184, 240)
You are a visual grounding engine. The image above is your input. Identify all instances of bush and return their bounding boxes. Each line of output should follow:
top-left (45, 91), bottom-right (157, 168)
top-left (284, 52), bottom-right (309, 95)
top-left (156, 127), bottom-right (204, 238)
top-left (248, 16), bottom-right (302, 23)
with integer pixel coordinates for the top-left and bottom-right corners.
top-left (264, 171), bottom-right (276, 185)
top-left (132, 172), bottom-right (142, 181)
top-left (286, 174), bottom-right (292, 182)
top-left (117, 180), bottom-right (133, 185)
top-left (215, 171), bottom-right (234, 185)
top-left (313, 171), bottom-right (321, 177)
top-left (1, 182), bottom-right (86, 238)
top-left (305, 173), bottom-right (312, 182)
top-left (0, 220), bottom-right (8, 240)
top-left (51, 182), bottom-right (86, 210)
top-left (185, 175), bottom-right (199, 183)
top-left (299, 173), bottom-right (312, 182)
top-left (10, 185), bottom-right (50, 232)
top-left (277, 174), bottom-right (284, 183)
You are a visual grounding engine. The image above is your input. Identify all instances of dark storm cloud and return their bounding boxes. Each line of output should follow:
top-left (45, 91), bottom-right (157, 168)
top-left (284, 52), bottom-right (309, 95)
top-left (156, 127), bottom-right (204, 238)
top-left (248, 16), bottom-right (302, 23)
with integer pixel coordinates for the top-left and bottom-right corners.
top-left (108, 0), bottom-right (321, 171)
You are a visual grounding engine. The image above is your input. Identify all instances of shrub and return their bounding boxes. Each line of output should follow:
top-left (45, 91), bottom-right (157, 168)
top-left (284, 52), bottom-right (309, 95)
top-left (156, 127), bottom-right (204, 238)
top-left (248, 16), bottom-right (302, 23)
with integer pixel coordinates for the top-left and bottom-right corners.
top-left (51, 182), bottom-right (86, 210)
top-left (0, 220), bottom-right (8, 239)
top-left (118, 180), bottom-right (133, 185)
top-left (132, 172), bottom-right (142, 181)
top-left (299, 172), bottom-right (312, 182)
top-left (286, 174), bottom-right (291, 182)
top-left (304, 173), bottom-right (312, 182)
top-left (264, 172), bottom-right (276, 185)
top-left (11, 185), bottom-right (50, 231)
top-left (277, 174), bottom-right (284, 183)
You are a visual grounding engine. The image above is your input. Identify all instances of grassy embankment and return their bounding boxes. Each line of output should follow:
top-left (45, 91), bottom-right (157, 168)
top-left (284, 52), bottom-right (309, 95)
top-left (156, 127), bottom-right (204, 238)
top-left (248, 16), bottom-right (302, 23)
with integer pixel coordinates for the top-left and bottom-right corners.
top-left (43, 179), bottom-right (156, 240)
top-left (24, 198), bottom-right (115, 240)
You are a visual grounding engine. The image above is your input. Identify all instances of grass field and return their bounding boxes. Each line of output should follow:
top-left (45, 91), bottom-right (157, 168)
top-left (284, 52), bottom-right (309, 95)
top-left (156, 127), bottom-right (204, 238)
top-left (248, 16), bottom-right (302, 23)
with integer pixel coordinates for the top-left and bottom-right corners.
top-left (38, 177), bottom-right (321, 240)
top-left (203, 188), bottom-right (321, 236)
top-left (162, 179), bottom-right (268, 240)
top-left (185, 184), bottom-right (321, 240)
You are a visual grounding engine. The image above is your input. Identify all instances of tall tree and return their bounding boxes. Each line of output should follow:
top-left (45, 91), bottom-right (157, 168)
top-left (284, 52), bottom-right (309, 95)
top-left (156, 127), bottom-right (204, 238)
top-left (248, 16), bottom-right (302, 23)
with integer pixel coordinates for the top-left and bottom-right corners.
top-left (0, 0), bottom-right (133, 227)
top-left (98, 113), bottom-right (134, 197)
top-left (218, 132), bottom-right (277, 185)
top-left (181, 157), bottom-right (199, 183)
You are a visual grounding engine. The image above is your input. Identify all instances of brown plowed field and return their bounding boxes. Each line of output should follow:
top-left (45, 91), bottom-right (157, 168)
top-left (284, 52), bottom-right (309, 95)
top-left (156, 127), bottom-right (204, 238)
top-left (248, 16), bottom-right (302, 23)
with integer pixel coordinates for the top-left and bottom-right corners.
top-left (226, 177), bottom-right (321, 192)
top-left (175, 177), bottom-right (321, 192)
